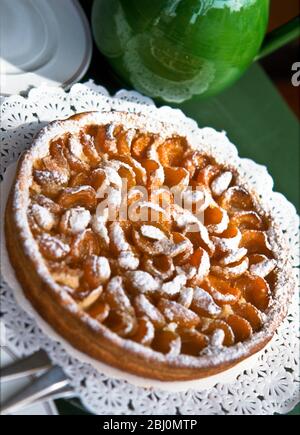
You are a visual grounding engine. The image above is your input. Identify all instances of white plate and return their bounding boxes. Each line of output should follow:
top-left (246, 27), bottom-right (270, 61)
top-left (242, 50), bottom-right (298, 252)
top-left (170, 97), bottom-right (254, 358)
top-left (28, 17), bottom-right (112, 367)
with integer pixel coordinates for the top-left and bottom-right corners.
top-left (0, 0), bottom-right (92, 95)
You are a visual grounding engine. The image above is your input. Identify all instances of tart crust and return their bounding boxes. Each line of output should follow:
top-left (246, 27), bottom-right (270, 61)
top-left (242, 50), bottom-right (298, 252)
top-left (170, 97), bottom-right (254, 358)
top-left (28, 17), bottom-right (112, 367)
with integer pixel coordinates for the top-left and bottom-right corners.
top-left (5, 112), bottom-right (294, 381)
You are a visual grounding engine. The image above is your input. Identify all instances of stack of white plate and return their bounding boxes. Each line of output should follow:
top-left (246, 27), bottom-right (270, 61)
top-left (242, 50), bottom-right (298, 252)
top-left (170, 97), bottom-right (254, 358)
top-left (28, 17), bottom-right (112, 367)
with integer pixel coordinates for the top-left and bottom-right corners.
top-left (0, 0), bottom-right (92, 95)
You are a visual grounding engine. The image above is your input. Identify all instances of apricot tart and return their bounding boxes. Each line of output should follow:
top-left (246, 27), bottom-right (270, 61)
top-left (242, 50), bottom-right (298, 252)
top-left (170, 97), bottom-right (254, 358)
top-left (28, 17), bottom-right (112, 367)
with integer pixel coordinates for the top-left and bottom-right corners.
top-left (5, 111), bottom-right (293, 381)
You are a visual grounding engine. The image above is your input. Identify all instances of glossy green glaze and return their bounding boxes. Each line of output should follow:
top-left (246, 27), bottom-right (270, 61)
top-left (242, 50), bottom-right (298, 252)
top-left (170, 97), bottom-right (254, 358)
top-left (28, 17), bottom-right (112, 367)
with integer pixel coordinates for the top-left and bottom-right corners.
top-left (92, 0), bottom-right (269, 102)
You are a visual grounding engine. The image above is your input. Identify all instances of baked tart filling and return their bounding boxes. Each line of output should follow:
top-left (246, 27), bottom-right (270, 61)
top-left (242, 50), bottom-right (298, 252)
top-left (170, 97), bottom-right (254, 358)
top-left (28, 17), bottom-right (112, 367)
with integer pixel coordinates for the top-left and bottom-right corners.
top-left (5, 112), bottom-right (292, 381)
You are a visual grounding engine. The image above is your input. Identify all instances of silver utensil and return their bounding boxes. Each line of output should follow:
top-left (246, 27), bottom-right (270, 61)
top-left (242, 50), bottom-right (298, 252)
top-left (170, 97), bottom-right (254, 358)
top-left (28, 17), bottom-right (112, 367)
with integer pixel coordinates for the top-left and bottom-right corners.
top-left (1, 365), bottom-right (71, 415)
top-left (0, 350), bottom-right (51, 382)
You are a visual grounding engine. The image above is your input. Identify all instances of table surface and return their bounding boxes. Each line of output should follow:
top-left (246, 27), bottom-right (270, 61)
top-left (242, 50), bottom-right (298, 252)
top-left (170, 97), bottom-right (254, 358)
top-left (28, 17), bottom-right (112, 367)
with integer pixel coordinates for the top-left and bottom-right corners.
top-left (55, 0), bottom-right (299, 416)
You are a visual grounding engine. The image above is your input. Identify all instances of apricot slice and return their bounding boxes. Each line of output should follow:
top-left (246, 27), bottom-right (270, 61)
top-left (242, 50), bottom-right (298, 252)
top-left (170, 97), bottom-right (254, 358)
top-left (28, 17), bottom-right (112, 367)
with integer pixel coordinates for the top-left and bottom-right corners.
top-left (157, 137), bottom-right (187, 167)
top-left (64, 137), bottom-right (90, 172)
top-left (132, 224), bottom-right (168, 256)
top-left (143, 255), bottom-right (174, 281)
top-left (177, 287), bottom-right (194, 308)
top-left (31, 193), bottom-right (62, 215)
top-left (116, 129), bottom-right (132, 156)
top-left (189, 247), bottom-right (207, 269)
top-left (59, 207), bottom-right (91, 234)
top-left (204, 205), bottom-right (229, 234)
top-left (49, 138), bottom-right (69, 169)
top-left (188, 247), bottom-right (210, 282)
top-left (92, 125), bottom-right (111, 155)
top-left (211, 171), bottom-right (233, 196)
top-left (33, 169), bottom-right (69, 197)
top-left (117, 155), bottom-right (147, 185)
top-left (84, 255), bottom-right (111, 289)
top-left (69, 172), bottom-right (90, 187)
top-left (180, 329), bottom-right (209, 356)
top-left (126, 270), bottom-right (160, 295)
top-left (248, 254), bottom-right (276, 278)
top-left (134, 294), bottom-right (166, 328)
top-left (191, 287), bottom-right (222, 317)
top-left (182, 151), bottom-right (209, 178)
top-left (81, 133), bottom-right (101, 167)
top-left (157, 299), bottom-right (200, 328)
top-left (131, 317), bottom-right (155, 346)
top-left (105, 276), bottom-right (133, 313)
top-left (109, 222), bottom-right (132, 256)
top-left (38, 234), bottom-right (70, 261)
top-left (30, 204), bottom-right (56, 232)
top-left (152, 329), bottom-right (181, 355)
top-left (234, 302), bottom-right (263, 332)
top-left (50, 263), bottom-right (81, 289)
top-left (96, 124), bottom-right (119, 155)
top-left (172, 232), bottom-right (194, 265)
top-left (42, 155), bottom-right (67, 174)
top-left (131, 133), bottom-right (152, 160)
top-left (58, 186), bottom-right (97, 210)
top-left (69, 229), bottom-right (100, 263)
top-left (230, 211), bottom-right (265, 230)
top-left (202, 277), bottom-right (240, 306)
top-left (211, 256), bottom-right (249, 279)
top-left (219, 186), bottom-right (254, 213)
top-left (142, 159), bottom-right (164, 190)
top-left (87, 301), bottom-right (110, 323)
top-left (226, 314), bottom-right (252, 343)
top-left (235, 274), bottom-right (271, 311)
top-left (104, 310), bottom-right (137, 337)
top-left (211, 224), bottom-right (241, 254)
top-left (164, 167), bottom-right (189, 189)
top-left (78, 287), bottom-right (103, 310)
top-left (185, 225), bottom-right (215, 257)
top-left (118, 165), bottom-right (136, 190)
top-left (196, 164), bottom-right (220, 186)
top-left (203, 320), bottom-right (235, 347)
top-left (240, 230), bottom-right (272, 256)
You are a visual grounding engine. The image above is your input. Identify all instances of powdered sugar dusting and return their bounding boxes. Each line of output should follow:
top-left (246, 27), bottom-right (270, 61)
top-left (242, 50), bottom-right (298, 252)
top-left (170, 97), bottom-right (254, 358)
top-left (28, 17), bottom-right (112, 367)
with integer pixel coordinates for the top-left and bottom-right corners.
top-left (219, 247), bottom-right (247, 265)
top-left (212, 229), bottom-right (242, 253)
top-left (206, 206), bottom-right (229, 234)
top-left (250, 257), bottom-right (276, 278)
top-left (192, 287), bottom-right (222, 316)
top-left (109, 222), bottom-right (130, 252)
top-left (141, 225), bottom-right (166, 241)
top-left (195, 249), bottom-right (210, 281)
top-left (69, 136), bottom-right (85, 160)
top-left (34, 169), bottom-right (68, 185)
top-left (161, 274), bottom-right (187, 296)
top-left (211, 171), bottom-right (232, 196)
top-left (210, 329), bottom-right (225, 347)
top-left (61, 207), bottom-right (91, 234)
top-left (134, 294), bottom-right (166, 327)
top-left (211, 256), bottom-right (249, 279)
top-left (126, 270), bottom-right (160, 293)
top-left (31, 203), bottom-right (55, 231)
top-left (118, 251), bottom-right (139, 270)
top-left (38, 234), bottom-right (70, 260)
top-left (106, 276), bottom-right (132, 311)
top-left (178, 287), bottom-right (194, 308)
top-left (91, 256), bottom-right (111, 283)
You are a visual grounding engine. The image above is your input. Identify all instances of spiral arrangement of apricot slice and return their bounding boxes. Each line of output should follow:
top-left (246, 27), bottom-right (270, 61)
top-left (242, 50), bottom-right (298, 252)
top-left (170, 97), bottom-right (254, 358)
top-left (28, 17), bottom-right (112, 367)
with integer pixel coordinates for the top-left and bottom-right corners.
top-left (27, 123), bottom-right (277, 357)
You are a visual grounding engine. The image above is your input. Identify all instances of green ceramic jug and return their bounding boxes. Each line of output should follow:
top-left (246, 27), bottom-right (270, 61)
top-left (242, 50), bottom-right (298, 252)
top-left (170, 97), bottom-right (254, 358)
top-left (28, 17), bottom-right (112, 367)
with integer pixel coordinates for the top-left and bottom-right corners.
top-left (92, 0), bottom-right (299, 103)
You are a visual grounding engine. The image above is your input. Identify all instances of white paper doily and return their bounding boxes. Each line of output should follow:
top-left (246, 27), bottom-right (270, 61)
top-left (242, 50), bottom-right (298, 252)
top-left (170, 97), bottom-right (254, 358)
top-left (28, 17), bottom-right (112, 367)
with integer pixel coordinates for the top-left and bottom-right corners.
top-left (0, 82), bottom-right (299, 415)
